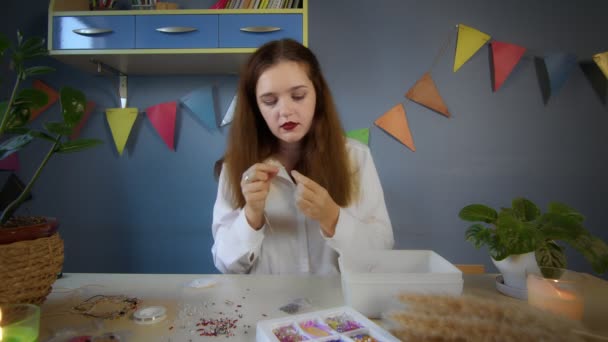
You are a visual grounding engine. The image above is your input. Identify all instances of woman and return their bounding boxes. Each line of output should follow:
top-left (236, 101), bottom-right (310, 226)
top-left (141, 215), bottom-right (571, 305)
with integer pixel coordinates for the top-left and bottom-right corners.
top-left (212, 39), bottom-right (393, 274)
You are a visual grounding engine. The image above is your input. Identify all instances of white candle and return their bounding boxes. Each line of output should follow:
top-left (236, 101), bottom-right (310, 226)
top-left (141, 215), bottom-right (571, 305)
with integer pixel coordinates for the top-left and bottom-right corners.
top-left (527, 274), bottom-right (584, 321)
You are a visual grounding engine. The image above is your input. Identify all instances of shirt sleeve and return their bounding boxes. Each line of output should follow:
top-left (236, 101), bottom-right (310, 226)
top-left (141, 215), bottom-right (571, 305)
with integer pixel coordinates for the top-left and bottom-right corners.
top-left (325, 144), bottom-right (395, 253)
top-left (211, 166), bottom-right (266, 274)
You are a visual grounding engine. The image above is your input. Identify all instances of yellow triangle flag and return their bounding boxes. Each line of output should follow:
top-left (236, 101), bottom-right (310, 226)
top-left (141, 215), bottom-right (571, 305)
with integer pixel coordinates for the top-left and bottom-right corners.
top-left (406, 72), bottom-right (450, 117)
top-left (374, 104), bottom-right (416, 152)
top-left (593, 51), bottom-right (608, 79)
top-left (454, 24), bottom-right (491, 72)
top-left (106, 108), bottom-right (139, 156)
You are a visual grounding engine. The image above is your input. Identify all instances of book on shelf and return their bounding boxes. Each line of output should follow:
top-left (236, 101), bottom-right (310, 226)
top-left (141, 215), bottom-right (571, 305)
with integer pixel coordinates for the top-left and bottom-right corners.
top-left (211, 0), bottom-right (228, 9)
top-left (210, 0), bottom-right (300, 9)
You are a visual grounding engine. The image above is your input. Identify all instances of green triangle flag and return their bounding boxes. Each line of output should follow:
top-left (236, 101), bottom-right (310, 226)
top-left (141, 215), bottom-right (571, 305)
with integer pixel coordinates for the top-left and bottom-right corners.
top-left (346, 128), bottom-right (369, 145)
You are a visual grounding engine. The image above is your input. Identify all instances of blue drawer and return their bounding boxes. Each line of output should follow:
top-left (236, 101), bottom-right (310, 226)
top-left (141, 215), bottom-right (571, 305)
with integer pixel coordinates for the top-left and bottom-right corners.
top-left (219, 14), bottom-right (302, 48)
top-left (53, 16), bottom-right (135, 50)
top-left (136, 15), bottom-right (219, 49)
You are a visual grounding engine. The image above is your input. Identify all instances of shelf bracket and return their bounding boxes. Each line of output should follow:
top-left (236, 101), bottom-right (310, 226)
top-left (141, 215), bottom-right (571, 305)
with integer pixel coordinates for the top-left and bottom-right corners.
top-left (90, 58), bottom-right (128, 108)
top-left (119, 75), bottom-right (127, 108)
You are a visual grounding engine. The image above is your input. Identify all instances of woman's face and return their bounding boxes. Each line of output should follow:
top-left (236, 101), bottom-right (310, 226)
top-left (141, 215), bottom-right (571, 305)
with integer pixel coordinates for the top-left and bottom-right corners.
top-left (255, 60), bottom-right (316, 146)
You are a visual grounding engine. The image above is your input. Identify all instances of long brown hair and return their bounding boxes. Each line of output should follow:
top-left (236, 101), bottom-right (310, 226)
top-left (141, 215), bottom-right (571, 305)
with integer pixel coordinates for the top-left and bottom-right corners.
top-left (219, 39), bottom-right (356, 209)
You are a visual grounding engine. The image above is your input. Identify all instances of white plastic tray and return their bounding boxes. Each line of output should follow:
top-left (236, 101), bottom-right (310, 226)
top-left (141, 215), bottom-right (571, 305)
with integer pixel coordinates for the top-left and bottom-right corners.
top-left (256, 306), bottom-right (400, 342)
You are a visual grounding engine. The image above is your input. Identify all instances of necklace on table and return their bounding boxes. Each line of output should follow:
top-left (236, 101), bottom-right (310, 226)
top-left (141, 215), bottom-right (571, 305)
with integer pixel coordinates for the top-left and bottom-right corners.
top-left (71, 295), bottom-right (140, 320)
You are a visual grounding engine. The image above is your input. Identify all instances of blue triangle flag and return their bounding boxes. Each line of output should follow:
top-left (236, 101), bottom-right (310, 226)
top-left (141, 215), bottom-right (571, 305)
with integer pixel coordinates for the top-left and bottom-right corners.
top-left (544, 53), bottom-right (577, 97)
top-left (180, 86), bottom-right (216, 131)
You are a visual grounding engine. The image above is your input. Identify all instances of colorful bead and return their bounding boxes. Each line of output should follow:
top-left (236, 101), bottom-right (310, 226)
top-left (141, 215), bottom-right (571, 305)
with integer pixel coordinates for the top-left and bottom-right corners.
top-left (351, 334), bottom-right (380, 342)
top-left (299, 320), bottom-right (331, 337)
top-left (324, 313), bottom-right (363, 333)
top-left (273, 325), bottom-right (309, 342)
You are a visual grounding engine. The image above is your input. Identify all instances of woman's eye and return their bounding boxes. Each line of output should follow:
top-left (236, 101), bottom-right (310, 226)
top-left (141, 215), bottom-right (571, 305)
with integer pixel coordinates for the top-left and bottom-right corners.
top-left (292, 95), bottom-right (305, 101)
top-left (262, 99), bottom-right (277, 106)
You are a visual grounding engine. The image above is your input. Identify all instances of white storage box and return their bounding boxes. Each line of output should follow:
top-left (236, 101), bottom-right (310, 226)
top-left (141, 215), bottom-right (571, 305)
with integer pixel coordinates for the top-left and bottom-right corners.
top-left (256, 306), bottom-right (400, 342)
top-left (339, 250), bottom-right (463, 318)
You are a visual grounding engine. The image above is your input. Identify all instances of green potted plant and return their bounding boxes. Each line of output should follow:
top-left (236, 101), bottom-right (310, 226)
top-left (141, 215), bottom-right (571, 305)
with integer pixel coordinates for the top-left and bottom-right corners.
top-left (0, 31), bottom-right (102, 305)
top-left (459, 197), bottom-right (608, 290)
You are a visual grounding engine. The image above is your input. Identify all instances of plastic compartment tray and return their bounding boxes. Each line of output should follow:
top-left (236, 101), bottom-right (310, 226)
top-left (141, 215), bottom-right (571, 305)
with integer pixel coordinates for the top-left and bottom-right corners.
top-left (256, 306), bottom-right (400, 342)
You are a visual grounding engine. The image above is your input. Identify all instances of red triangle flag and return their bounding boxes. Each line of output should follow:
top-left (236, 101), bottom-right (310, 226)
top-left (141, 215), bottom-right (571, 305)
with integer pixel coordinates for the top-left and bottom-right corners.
top-left (0, 153), bottom-right (19, 171)
top-left (405, 72), bottom-right (450, 117)
top-left (146, 102), bottom-right (177, 151)
top-left (30, 80), bottom-right (59, 121)
top-left (491, 41), bottom-right (526, 91)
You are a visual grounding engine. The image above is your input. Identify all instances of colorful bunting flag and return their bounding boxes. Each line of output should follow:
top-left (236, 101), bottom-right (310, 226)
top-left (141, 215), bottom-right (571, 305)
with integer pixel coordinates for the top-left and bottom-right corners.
top-left (593, 51), bottom-right (608, 79)
top-left (405, 72), bottom-right (450, 117)
top-left (70, 101), bottom-right (95, 140)
top-left (30, 80), bottom-right (59, 121)
top-left (106, 108), bottom-right (139, 156)
top-left (454, 24), bottom-right (491, 72)
top-left (580, 61), bottom-right (607, 105)
top-left (181, 86), bottom-right (216, 131)
top-left (0, 153), bottom-right (19, 171)
top-left (374, 104), bottom-right (415, 152)
top-left (346, 128), bottom-right (370, 145)
top-left (544, 53), bottom-right (578, 97)
top-left (491, 41), bottom-right (526, 91)
top-left (83, 25), bottom-right (607, 159)
top-left (146, 102), bottom-right (177, 151)
top-left (221, 94), bottom-right (237, 126)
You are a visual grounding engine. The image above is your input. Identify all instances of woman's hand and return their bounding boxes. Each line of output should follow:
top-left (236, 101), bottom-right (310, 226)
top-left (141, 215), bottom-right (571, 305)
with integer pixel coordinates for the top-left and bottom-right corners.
top-left (241, 163), bottom-right (279, 229)
top-left (291, 170), bottom-right (340, 237)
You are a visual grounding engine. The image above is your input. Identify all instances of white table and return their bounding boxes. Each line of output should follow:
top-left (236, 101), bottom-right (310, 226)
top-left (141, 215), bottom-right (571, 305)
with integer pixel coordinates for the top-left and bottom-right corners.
top-left (39, 273), bottom-right (608, 342)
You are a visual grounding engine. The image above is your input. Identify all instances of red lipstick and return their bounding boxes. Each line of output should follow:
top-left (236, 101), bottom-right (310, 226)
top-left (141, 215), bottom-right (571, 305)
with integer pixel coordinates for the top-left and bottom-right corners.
top-left (281, 122), bottom-right (298, 130)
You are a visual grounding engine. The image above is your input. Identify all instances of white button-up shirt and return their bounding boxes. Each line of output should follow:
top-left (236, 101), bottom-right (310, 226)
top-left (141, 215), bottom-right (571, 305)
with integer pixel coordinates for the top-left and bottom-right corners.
top-left (211, 138), bottom-right (394, 275)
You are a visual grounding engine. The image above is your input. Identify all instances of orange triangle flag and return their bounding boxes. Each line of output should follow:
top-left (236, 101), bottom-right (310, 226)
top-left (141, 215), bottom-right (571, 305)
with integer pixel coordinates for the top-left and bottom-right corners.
top-left (405, 72), bottom-right (450, 117)
top-left (374, 104), bottom-right (416, 152)
top-left (491, 41), bottom-right (526, 91)
top-left (30, 80), bottom-right (59, 121)
top-left (146, 102), bottom-right (177, 151)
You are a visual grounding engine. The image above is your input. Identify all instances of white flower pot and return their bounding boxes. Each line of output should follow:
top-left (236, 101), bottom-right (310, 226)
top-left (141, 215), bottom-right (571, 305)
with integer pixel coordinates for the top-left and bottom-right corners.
top-left (492, 252), bottom-right (540, 289)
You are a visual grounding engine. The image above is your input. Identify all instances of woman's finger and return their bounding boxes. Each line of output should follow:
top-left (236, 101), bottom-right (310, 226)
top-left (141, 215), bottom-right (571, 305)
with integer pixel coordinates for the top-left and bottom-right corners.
top-left (243, 163), bottom-right (279, 183)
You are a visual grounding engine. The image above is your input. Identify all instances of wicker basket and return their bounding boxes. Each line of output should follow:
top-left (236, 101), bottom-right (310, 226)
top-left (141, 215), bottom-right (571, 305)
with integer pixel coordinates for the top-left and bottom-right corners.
top-left (0, 233), bottom-right (64, 305)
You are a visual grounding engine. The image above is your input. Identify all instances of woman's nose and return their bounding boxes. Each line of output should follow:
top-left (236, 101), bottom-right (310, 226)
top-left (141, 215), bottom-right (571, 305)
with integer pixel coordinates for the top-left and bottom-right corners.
top-left (278, 99), bottom-right (294, 117)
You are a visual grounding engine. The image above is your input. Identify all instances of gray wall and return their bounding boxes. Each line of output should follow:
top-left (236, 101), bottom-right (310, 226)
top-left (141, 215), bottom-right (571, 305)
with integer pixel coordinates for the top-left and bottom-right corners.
top-left (2, 0), bottom-right (607, 276)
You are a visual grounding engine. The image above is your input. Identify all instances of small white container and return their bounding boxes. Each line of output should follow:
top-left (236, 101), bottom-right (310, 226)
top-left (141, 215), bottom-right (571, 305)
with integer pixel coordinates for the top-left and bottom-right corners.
top-left (339, 250), bottom-right (463, 318)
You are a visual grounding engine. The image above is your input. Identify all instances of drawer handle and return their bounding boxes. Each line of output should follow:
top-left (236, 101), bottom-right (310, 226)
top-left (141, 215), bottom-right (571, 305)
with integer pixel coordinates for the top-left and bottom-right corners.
top-left (73, 28), bottom-right (113, 35)
top-left (240, 26), bottom-right (282, 33)
top-left (156, 27), bottom-right (198, 33)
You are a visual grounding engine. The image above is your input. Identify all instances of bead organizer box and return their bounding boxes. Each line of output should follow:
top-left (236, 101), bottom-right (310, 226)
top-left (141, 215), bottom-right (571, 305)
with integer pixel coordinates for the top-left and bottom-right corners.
top-left (256, 306), bottom-right (399, 342)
